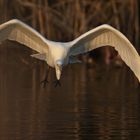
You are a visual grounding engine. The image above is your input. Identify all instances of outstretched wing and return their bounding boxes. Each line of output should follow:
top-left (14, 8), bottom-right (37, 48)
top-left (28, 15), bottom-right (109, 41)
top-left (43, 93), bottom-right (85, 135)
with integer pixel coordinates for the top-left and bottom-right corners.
top-left (0, 19), bottom-right (48, 54)
top-left (69, 24), bottom-right (140, 82)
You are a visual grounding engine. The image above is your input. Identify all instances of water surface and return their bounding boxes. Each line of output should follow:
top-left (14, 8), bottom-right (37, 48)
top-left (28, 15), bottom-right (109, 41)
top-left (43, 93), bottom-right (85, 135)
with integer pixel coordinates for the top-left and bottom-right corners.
top-left (0, 41), bottom-right (140, 140)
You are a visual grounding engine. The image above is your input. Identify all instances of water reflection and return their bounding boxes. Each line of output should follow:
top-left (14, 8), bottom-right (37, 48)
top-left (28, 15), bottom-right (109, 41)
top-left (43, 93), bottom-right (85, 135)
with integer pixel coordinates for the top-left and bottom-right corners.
top-left (0, 41), bottom-right (140, 140)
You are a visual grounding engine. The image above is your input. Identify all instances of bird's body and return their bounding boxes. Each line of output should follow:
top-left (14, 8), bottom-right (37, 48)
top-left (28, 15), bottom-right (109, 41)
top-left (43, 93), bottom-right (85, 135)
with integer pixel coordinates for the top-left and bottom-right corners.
top-left (46, 41), bottom-right (70, 67)
top-left (45, 41), bottom-right (71, 80)
top-left (0, 19), bottom-right (140, 85)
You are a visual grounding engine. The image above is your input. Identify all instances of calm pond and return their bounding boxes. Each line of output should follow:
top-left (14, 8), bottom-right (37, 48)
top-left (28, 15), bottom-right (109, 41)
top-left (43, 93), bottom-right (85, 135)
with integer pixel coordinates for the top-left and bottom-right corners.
top-left (0, 41), bottom-right (140, 140)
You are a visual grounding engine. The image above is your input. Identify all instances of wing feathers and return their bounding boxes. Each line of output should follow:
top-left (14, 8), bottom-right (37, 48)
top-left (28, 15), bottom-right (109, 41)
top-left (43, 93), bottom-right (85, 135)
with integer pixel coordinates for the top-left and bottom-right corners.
top-left (31, 53), bottom-right (46, 61)
top-left (70, 25), bottom-right (140, 82)
top-left (0, 19), bottom-right (48, 54)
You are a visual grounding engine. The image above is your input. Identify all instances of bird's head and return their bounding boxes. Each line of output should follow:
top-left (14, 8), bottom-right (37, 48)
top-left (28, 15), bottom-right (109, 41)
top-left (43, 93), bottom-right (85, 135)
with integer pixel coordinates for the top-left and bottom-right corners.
top-left (55, 60), bottom-right (63, 80)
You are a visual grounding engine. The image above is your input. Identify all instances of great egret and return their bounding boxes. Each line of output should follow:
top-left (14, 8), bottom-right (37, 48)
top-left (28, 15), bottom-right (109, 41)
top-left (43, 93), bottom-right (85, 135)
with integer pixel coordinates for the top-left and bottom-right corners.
top-left (0, 19), bottom-right (140, 86)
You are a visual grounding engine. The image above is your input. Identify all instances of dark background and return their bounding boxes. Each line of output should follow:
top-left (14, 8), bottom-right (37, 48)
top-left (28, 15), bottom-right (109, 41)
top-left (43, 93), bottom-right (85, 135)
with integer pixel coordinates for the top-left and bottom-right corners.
top-left (1, 1), bottom-right (140, 140)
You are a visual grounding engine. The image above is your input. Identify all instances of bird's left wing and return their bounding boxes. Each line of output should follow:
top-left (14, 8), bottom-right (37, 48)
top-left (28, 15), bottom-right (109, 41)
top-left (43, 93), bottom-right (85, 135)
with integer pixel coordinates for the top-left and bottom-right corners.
top-left (0, 19), bottom-right (48, 54)
top-left (69, 24), bottom-right (140, 82)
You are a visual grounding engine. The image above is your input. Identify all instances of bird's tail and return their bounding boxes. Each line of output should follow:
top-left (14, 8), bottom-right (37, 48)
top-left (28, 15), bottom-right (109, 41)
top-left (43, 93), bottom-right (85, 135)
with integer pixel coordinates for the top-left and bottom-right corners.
top-left (30, 53), bottom-right (46, 61)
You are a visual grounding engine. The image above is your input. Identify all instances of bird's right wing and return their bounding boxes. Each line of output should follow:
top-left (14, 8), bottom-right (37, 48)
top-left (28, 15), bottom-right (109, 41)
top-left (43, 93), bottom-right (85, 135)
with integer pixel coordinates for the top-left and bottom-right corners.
top-left (0, 19), bottom-right (48, 54)
top-left (69, 24), bottom-right (140, 82)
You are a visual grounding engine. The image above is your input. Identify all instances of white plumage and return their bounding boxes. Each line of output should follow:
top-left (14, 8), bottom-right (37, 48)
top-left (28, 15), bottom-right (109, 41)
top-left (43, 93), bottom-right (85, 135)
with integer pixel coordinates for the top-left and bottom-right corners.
top-left (0, 19), bottom-right (140, 84)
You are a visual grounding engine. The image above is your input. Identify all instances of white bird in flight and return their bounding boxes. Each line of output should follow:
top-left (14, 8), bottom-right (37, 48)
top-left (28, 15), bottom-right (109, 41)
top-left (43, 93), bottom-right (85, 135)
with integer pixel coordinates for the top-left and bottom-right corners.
top-left (0, 19), bottom-right (140, 86)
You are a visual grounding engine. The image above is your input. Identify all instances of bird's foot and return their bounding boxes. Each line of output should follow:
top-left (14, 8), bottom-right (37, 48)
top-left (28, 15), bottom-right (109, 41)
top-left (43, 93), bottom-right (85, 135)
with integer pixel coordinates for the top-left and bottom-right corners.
top-left (53, 80), bottom-right (61, 87)
top-left (41, 79), bottom-right (49, 88)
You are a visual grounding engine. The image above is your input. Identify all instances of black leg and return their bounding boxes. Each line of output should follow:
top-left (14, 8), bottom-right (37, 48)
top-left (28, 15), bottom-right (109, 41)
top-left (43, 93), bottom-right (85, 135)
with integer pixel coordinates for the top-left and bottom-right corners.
top-left (53, 80), bottom-right (61, 87)
top-left (41, 66), bottom-right (50, 87)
